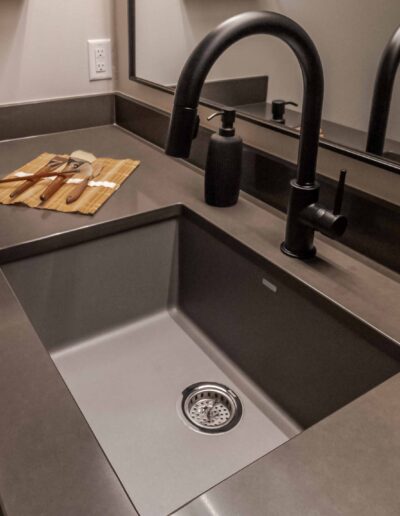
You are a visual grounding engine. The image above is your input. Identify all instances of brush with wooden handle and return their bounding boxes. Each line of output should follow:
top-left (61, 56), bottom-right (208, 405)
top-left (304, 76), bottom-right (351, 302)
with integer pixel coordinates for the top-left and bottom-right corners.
top-left (9, 155), bottom-right (67, 199)
top-left (40, 150), bottom-right (96, 203)
top-left (40, 171), bottom-right (70, 202)
top-left (0, 170), bottom-right (80, 184)
top-left (66, 162), bottom-right (103, 204)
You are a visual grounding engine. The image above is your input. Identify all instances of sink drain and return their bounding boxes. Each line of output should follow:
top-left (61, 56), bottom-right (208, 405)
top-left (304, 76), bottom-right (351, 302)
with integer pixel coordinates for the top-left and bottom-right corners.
top-left (181, 382), bottom-right (242, 433)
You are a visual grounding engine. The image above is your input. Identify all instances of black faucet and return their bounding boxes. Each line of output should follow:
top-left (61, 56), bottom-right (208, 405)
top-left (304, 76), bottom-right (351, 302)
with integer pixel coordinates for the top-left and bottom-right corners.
top-left (165, 11), bottom-right (347, 259)
top-left (366, 25), bottom-right (400, 157)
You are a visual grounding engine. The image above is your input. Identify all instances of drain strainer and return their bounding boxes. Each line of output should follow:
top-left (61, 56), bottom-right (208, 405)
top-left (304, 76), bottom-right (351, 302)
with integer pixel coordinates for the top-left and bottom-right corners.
top-left (181, 382), bottom-right (242, 433)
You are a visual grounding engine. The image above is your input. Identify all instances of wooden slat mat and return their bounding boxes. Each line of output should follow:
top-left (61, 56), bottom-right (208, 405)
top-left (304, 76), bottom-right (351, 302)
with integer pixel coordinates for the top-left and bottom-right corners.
top-left (0, 153), bottom-right (140, 215)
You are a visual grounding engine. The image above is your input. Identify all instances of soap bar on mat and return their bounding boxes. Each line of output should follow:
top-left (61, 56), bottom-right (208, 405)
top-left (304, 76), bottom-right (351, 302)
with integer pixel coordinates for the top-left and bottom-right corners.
top-left (0, 152), bottom-right (140, 215)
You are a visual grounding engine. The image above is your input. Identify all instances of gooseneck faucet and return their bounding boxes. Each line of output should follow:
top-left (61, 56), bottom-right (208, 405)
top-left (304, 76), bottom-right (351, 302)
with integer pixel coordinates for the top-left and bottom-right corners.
top-left (366, 25), bottom-right (400, 156)
top-left (166, 11), bottom-right (347, 259)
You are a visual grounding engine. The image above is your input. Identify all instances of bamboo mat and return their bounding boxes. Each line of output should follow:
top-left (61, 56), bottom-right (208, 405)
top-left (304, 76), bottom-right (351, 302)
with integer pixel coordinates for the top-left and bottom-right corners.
top-left (0, 153), bottom-right (140, 215)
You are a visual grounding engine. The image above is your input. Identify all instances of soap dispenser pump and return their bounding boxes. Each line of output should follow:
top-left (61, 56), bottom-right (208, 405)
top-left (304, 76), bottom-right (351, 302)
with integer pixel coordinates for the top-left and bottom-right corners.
top-left (271, 99), bottom-right (298, 124)
top-left (205, 109), bottom-right (243, 207)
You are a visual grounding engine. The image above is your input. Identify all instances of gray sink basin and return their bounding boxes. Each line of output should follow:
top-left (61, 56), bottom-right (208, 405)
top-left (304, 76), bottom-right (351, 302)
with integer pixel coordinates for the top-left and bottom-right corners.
top-left (3, 210), bottom-right (399, 515)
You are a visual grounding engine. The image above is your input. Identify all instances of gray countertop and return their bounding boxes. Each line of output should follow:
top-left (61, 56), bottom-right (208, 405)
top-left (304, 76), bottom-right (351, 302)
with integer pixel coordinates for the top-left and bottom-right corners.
top-left (0, 125), bottom-right (399, 516)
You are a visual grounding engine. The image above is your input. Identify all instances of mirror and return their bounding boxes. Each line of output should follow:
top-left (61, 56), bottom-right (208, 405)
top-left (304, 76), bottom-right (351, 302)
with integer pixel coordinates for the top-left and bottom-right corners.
top-left (129, 0), bottom-right (400, 172)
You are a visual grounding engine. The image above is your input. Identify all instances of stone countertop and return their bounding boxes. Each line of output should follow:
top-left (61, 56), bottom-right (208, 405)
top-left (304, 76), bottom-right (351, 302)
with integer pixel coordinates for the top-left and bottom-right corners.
top-left (0, 125), bottom-right (399, 516)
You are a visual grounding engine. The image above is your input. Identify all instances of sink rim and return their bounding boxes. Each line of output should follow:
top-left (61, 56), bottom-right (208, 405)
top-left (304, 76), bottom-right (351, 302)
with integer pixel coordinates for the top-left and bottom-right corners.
top-left (1, 203), bottom-right (399, 362)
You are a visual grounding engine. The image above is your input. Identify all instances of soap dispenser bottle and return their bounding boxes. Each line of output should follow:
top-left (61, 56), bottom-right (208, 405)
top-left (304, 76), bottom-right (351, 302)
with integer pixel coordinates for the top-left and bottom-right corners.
top-left (205, 109), bottom-right (243, 207)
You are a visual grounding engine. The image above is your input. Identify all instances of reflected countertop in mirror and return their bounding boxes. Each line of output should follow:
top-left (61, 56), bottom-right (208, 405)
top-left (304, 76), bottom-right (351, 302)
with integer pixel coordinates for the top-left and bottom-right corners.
top-left (233, 99), bottom-right (400, 161)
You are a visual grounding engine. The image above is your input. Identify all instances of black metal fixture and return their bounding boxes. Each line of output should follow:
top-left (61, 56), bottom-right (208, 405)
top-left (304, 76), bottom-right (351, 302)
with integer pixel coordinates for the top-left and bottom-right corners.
top-left (366, 25), bottom-right (400, 157)
top-left (205, 109), bottom-right (243, 207)
top-left (165, 11), bottom-right (347, 259)
top-left (271, 99), bottom-right (298, 124)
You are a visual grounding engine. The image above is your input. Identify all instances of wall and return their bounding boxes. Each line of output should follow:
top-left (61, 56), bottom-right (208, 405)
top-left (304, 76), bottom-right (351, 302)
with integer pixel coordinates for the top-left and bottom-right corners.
top-left (135, 0), bottom-right (296, 88)
top-left (0, 0), bottom-right (116, 105)
top-left (133, 0), bottom-right (400, 141)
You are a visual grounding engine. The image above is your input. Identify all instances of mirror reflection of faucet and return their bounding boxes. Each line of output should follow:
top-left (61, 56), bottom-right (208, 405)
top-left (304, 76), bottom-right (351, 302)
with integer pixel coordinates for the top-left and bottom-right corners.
top-left (367, 25), bottom-right (400, 158)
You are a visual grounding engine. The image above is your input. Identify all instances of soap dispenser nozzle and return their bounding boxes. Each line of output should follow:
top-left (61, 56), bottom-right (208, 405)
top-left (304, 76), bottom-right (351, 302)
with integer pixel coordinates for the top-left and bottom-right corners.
top-left (207, 109), bottom-right (236, 136)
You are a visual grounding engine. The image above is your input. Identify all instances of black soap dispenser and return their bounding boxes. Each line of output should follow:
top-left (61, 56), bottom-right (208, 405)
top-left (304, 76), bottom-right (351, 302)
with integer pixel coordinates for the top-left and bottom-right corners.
top-left (205, 109), bottom-right (243, 207)
top-left (271, 99), bottom-right (298, 124)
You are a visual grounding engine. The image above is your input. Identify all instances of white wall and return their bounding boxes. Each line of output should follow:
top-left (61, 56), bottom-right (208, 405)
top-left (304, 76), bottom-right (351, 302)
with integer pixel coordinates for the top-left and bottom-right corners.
top-left (134, 0), bottom-right (400, 141)
top-left (0, 0), bottom-right (115, 105)
top-left (135, 0), bottom-right (286, 86)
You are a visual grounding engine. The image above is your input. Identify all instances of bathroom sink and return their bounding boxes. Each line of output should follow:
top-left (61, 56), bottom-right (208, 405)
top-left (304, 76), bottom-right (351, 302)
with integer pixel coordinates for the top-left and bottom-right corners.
top-left (3, 209), bottom-right (399, 515)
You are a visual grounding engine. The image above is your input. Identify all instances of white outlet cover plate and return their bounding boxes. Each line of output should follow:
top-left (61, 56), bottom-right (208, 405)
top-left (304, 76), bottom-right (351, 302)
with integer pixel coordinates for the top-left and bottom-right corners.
top-left (88, 39), bottom-right (112, 81)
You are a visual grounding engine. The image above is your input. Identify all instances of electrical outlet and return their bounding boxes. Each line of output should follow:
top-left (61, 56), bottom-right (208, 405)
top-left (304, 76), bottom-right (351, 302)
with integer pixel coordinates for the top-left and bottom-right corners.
top-left (96, 62), bottom-right (106, 73)
top-left (88, 39), bottom-right (112, 81)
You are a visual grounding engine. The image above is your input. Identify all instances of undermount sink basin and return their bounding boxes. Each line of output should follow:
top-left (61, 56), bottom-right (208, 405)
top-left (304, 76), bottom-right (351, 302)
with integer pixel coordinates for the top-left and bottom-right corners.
top-left (3, 209), bottom-right (399, 515)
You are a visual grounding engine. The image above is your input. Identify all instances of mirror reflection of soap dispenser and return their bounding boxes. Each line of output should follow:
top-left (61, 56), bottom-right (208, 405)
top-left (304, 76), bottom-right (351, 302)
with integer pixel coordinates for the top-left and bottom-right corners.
top-left (205, 109), bottom-right (243, 207)
top-left (271, 99), bottom-right (298, 124)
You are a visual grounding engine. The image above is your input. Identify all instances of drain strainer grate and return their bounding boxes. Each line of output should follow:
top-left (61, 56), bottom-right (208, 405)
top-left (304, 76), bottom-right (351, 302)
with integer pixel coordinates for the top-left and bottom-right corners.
top-left (181, 382), bottom-right (242, 433)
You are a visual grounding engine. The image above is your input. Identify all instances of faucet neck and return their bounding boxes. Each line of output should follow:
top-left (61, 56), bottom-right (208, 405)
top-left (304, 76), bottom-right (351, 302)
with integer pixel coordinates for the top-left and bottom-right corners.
top-left (166, 11), bottom-right (324, 187)
top-left (366, 25), bottom-right (400, 156)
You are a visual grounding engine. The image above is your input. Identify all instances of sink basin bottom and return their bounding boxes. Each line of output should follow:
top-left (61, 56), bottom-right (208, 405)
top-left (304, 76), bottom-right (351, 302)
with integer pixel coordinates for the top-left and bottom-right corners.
top-left (53, 309), bottom-right (290, 516)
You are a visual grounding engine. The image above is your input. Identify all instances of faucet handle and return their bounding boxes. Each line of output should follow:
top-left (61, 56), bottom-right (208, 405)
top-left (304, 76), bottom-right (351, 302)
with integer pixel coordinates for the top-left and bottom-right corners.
top-left (298, 168), bottom-right (348, 240)
top-left (333, 169), bottom-right (347, 215)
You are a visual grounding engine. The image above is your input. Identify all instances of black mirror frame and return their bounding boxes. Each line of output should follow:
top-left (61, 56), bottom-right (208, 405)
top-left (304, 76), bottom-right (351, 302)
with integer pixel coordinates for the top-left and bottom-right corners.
top-left (127, 0), bottom-right (400, 175)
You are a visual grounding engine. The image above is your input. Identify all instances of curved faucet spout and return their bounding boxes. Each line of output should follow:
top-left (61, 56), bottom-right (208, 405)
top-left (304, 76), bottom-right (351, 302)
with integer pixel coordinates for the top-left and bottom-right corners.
top-left (366, 25), bottom-right (400, 156)
top-left (166, 11), bottom-right (324, 187)
top-left (166, 11), bottom-right (345, 260)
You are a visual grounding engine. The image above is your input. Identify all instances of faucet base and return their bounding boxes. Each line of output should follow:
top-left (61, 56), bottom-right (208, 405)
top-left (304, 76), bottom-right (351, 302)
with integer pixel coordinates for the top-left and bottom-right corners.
top-left (280, 242), bottom-right (316, 260)
top-left (281, 180), bottom-right (319, 259)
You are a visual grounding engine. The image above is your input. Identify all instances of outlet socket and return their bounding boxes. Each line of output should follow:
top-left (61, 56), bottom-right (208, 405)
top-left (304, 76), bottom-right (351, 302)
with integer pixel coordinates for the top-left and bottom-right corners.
top-left (88, 39), bottom-right (112, 81)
